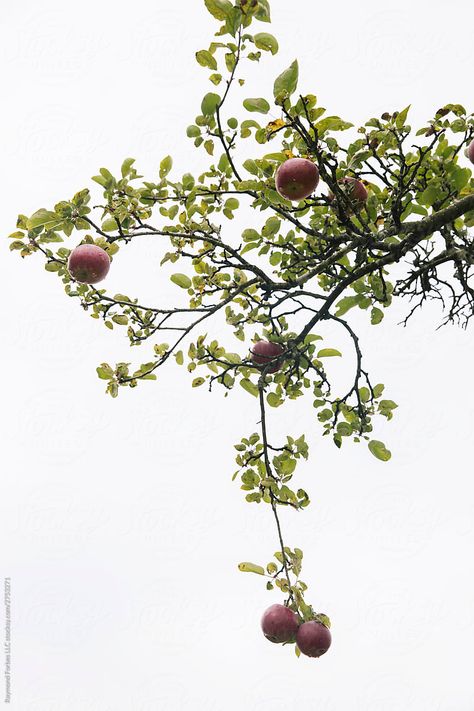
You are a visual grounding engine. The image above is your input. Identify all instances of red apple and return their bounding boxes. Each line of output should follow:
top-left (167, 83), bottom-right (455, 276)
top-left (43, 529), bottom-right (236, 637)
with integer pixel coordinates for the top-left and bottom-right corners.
top-left (342, 177), bottom-right (368, 205)
top-left (329, 176), bottom-right (368, 209)
top-left (261, 604), bottom-right (299, 644)
top-left (250, 340), bottom-right (285, 373)
top-left (296, 621), bottom-right (332, 658)
top-left (466, 139), bottom-right (474, 165)
top-left (275, 158), bottom-right (319, 201)
top-left (68, 244), bottom-right (111, 284)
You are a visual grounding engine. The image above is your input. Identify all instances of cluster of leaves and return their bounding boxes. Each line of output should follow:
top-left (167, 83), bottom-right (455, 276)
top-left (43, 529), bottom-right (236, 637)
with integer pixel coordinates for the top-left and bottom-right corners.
top-left (8, 0), bottom-right (474, 636)
top-left (233, 431), bottom-right (309, 507)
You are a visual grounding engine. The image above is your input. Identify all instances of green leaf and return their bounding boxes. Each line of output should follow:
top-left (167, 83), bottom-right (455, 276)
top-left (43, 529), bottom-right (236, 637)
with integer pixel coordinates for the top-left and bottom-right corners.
top-left (240, 378), bottom-right (259, 397)
top-left (273, 60), bottom-right (299, 104)
top-left (255, 0), bottom-right (271, 22)
top-left (317, 348), bottom-right (342, 358)
top-left (44, 261), bottom-right (62, 272)
top-left (267, 392), bottom-right (283, 407)
top-left (201, 92), bottom-right (221, 116)
top-left (451, 166), bottom-right (471, 192)
top-left (102, 218), bottom-right (118, 232)
top-left (9, 240), bottom-right (25, 251)
top-left (186, 125), bottom-right (201, 138)
top-left (253, 32), bottom-right (279, 55)
top-left (121, 157), bottom-right (135, 177)
top-left (243, 97), bottom-right (270, 114)
top-left (171, 273), bottom-right (192, 289)
top-left (242, 159), bottom-right (259, 175)
top-left (92, 174), bottom-right (109, 188)
top-left (112, 315), bottom-right (128, 325)
top-left (395, 105), bottom-right (410, 128)
top-left (224, 6), bottom-right (242, 37)
top-left (27, 209), bottom-right (59, 230)
top-left (96, 363), bottom-right (114, 380)
top-left (368, 440), bottom-right (392, 462)
top-left (242, 228), bottom-right (260, 241)
top-left (359, 387), bottom-right (370, 403)
top-left (225, 198), bottom-right (239, 210)
top-left (192, 377), bottom-right (205, 388)
top-left (373, 383), bottom-right (385, 398)
top-left (196, 50), bottom-right (218, 70)
top-left (371, 307), bottom-right (384, 325)
top-left (263, 216), bottom-right (281, 235)
top-left (379, 399), bottom-right (398, 410)
top-left (418, 183), bottom-right (441, 207)
top-left (182, 173), bottom-right (195, 190)
top-left (204, 0), bottom-right (233, 21)
top-left (159, 155), bottom-right (173, 179)
top-left (316, 116), bottom-right (353, 133)
top-left (238, 562), bottom-right (265, 575)
top-left (315, 613), bottom-right (331, 629)
top-left (335, 296), bottom-right (359, 317)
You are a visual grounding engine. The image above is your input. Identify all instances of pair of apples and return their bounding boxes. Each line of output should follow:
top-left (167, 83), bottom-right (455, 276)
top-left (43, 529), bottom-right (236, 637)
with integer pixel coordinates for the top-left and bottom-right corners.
top-left (276, 138), bottom-right (474, 203)
top-left (261, 603), bottom-right (332, 658)
top-left (275, 156), bottom-right (368, 206)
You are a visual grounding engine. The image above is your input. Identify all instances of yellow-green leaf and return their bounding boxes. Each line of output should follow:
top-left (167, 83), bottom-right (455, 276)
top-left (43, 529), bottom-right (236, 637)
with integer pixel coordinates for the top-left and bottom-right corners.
top-left (204, 0), bottom-right (233, 21)
top-left (196, 50), bottom-right (218, 70)
top-left (243, 97), bottom-right (270, 114)
top-left (160, 155), bottom-right (173, 179)
top-left (273, 60), bottom-right (299, 104)
top-left (368, 440), bottom-right (392, 462)
top-left (240, 378), bottom-right (259, 397)
top-left (238, 562), bottom-right (265, 575)
top-left (317, 348), bottom-right (342, 358)
top-left (171, 273), bottom-right (192, 289)
top-left (254, 32), bottom-right (279, 55)
top-left (201, 92), bottom-right (221, 116)
top-left (27, 209), bottom-right (59, 230)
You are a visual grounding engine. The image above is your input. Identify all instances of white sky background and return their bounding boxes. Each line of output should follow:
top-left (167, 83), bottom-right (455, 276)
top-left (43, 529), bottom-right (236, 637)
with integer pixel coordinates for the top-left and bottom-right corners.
top-left (1, 1), bottom-right (473, 709)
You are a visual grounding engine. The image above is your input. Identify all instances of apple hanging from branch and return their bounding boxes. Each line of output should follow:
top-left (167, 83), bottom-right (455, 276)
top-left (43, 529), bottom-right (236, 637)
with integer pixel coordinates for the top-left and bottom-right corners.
top-left (68, 244), bottom-right (111, 285)
top-left (296, 621), bottom-right (332, 658)
top-left (275, 157), bottom-right (320, 201)
top-left (329, 177), bottom-right (368, 212)
top-left (261, 604), bottom-right (299, 644)
top-left (250, 340), bottom-right (285, 373)
top-left (467, 138), bottom-right (474, 165)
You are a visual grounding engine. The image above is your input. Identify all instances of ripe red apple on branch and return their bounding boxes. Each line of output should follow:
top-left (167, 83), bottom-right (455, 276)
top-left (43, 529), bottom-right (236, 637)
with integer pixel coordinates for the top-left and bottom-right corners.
top-left (329, 177), bottom-right (368, 211)
top-left (275, 157), bottom-right (320, 201)
top-left (68, 244), bottom-right (111, 284)
top-left (467, 139), bottom-right (474, 165)
top-left (261, 604), bottom-right (299, 644)
top-left (296, 621), bottom-right (332, 658)
top-left (250, 340), bottom-right (285, 373)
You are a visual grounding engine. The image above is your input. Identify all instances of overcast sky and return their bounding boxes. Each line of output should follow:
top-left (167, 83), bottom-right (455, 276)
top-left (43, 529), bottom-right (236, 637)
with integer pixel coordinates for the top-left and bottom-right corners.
top-left (1, 1), bottom-right (473, 709)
